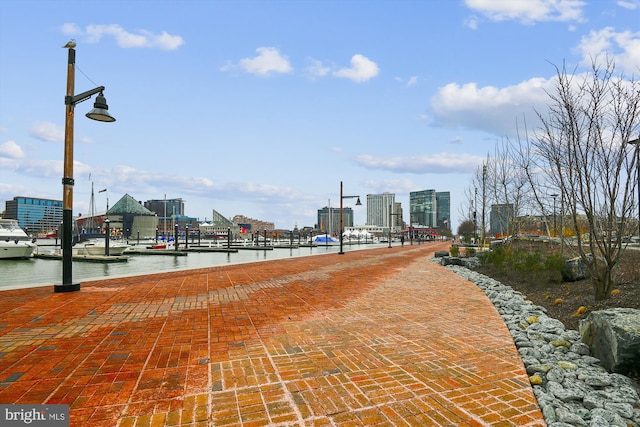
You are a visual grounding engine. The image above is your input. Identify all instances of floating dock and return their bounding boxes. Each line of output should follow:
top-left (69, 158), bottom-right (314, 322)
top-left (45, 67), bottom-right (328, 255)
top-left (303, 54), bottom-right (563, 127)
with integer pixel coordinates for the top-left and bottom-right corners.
top-left (183, 247), bottom-right (238, 253)
top-left (34, 252), bottom-right (128, 263)
top-left (124, 248), bottom-right (188, 256)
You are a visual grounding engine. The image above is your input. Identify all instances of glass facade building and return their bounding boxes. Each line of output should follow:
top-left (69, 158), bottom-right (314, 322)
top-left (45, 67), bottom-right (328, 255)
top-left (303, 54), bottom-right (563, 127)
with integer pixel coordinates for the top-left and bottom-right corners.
top-left (4, 196), bottom-right (63, 235)
top-left (409, 190), bottom-right (437, 227)
top-left (317, 206), bottom-right (354, 235)
top-left (409, 190), bottom-right (450, 230)
top-left (144, 198), bottom-right (184, 217)
top-left (436, 191), bottom-right (451, 229)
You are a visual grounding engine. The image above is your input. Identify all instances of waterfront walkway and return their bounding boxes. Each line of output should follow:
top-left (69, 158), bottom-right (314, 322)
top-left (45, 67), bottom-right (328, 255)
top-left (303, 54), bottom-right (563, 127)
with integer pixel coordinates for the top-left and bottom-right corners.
top-left (0, 242), bottom-right (544, 426)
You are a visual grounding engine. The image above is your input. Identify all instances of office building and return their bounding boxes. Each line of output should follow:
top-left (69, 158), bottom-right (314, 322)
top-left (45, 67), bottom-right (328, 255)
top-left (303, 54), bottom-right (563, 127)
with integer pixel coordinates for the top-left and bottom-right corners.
top-left (366, 193), bottom-right (396, 228)
top-left (232, 215), bottom-right (275, 232)
top-left (317, 206), bottom-right (354, 235)
top-left (490, 204), bottom-right (514, 237)
top-left (144, 198), bottom-right (184, 218)
top-left (409, 189), bottom-right (450, 230)
top-left (409, 190), bottom-right (437, 227)
top-left (4, 196), bottom-right (63, 235)
top-left (436, 191), bottom-right (451, 230)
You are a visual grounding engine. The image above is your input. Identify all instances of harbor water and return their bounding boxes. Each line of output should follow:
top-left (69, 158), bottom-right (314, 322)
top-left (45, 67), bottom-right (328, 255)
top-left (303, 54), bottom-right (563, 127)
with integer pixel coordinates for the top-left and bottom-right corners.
top-left (1, 240), bottom-right (388, 290)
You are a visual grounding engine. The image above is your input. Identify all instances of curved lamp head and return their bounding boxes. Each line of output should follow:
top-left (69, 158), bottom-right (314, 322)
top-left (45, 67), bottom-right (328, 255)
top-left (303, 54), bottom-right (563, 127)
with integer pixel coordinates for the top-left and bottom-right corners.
top-left (355, 197), bottom-right (362, 206)
top-left (86, 92), bottom-right (116, 122)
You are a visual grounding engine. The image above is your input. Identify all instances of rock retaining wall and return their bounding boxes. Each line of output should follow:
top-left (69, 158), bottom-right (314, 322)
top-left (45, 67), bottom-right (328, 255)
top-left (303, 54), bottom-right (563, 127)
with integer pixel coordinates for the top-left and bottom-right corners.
top-left (441, 261), bottom-right (640, 427)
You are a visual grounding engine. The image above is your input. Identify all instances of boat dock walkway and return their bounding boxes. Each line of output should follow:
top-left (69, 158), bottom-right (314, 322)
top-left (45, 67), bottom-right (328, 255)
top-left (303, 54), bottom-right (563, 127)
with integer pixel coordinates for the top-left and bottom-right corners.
top-left (34, 252), bottom-right (129, 263)
top-left (0, 242), bottom-right (544, 426)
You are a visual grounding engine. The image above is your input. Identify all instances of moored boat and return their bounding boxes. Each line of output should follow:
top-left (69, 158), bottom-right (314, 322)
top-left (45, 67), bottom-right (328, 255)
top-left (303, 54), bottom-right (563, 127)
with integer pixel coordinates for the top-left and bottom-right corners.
top-left (0, 219), bottom-right (37, 259)
top-left (74, 238), bottom-right (130, 256)
top-left (312, 234), bottom-right (339, 246)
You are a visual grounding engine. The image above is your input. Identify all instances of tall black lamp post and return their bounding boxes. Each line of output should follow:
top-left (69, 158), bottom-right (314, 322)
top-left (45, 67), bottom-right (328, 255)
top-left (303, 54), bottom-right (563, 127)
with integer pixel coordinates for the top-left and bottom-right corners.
top-left (55, 41), bottom-right (115, 293)
top-left (104, 219), bottom-right (110, 256)
top-left (339, 181), bottom-right (361, 255)
top-left (627, 137), bottom-right (640, 238)
top-left (388, 204), bottom-right (402, 248)
top-left (550, 193), bottom-right (558, 237)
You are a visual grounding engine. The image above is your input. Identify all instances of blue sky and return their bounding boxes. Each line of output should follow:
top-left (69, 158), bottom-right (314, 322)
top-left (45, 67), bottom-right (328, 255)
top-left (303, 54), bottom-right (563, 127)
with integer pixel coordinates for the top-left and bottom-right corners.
top-left (1, 0), bottom-right (639, 231)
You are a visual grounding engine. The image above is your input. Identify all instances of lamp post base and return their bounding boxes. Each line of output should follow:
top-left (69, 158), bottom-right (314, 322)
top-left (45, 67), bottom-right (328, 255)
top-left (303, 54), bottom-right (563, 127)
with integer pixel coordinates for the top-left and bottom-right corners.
top-left (54, 283), bottom-right (81, 293)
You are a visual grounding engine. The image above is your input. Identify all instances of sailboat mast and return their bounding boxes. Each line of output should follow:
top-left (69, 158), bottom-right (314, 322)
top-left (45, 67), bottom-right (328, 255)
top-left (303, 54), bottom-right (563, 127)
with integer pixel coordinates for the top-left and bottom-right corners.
top-left (88, 181), bottom-right (96, 233)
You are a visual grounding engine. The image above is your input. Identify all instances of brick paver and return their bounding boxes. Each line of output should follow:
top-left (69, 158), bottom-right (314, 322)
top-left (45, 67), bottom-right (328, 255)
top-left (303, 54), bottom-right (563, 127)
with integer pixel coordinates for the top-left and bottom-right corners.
top-left (0, 242), bottom-right (545, 426)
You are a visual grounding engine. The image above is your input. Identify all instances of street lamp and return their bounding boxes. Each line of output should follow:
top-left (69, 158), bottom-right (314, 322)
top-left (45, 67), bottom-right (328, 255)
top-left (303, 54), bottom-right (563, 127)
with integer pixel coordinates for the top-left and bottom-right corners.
top-left (55, 42), bottom-right (115, 293)
top-left (339, 181), bottom-right (361, 255)
top-left (104, 218), bottom-right (110, 256)
top-left (550, 193), bottom-right (558, 237)
top-left (627, 137), bottom-right (640, 239)
top-left (388, 203), bottom-right (402, 248)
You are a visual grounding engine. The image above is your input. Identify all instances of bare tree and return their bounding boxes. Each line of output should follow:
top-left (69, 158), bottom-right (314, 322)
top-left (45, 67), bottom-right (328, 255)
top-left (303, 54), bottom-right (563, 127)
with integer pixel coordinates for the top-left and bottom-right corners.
top-left (485, 137), bottom-right (533, 238)
top-left (532, 59), bottom-right (640, 300)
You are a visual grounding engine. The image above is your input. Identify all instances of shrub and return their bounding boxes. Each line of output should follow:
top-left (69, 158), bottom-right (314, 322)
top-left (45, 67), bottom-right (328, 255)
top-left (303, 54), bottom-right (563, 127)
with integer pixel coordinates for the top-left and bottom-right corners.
top-left (449, 245), bottom-right (459, 257)
top-left (481, 245), bottom-right (566, 283)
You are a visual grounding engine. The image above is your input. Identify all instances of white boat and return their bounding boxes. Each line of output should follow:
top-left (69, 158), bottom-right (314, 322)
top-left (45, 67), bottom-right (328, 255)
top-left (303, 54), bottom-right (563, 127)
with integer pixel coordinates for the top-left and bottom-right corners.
top-left (74, 238), bottom-right (130, 256)
top-left (0, 219), bottom-right (37, 259)
top-left (312, 234), bottom-right (340, 245)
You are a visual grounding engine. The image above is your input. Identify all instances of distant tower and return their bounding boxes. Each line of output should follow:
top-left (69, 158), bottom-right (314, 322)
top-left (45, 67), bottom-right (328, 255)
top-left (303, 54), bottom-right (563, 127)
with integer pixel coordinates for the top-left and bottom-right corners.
top-left (366, 193), bottom-right (395, 227)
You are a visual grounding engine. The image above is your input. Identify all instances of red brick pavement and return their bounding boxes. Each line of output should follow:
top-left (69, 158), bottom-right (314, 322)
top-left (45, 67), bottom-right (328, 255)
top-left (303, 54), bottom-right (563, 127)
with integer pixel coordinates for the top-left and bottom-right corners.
top-left (0, 242), bottom-right (545, 426)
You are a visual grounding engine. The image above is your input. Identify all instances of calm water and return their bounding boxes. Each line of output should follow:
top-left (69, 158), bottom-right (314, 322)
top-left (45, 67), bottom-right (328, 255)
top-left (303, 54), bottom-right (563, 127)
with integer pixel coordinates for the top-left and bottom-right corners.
top-left (0, 240), bottom-right (387, 290)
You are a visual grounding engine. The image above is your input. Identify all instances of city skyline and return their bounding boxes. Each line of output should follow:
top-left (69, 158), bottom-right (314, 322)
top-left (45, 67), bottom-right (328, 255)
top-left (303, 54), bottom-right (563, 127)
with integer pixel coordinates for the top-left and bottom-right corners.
top-left (1, 1), bottom-right (638, 231)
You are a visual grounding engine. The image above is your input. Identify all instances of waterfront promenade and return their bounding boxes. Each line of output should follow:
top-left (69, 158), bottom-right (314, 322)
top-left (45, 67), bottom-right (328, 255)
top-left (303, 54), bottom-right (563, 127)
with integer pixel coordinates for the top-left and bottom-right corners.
top-left (0, 242), bottom-right (544, 426)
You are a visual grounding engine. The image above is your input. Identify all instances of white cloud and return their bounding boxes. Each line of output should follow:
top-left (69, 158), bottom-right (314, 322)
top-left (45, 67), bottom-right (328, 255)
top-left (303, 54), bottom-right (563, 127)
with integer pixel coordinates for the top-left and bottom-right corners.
top-left (305, 58), bottom-right (331, 78)
top-left (617, 1), bottom-right (638, 10)
top-left (395, 76), bottom-right (419, 87)
top-left (354, 152), bottom-right (485, 174)
top-left (465, 0), bottom-right (586, 24)
top-left (236, 47), bottom-right (293, 75)
top-left (362, 178), bottom-right (419, 194)
top-left (0, 140), bottom-right (24, 159)
top-left (575, 27), bottom-right (640, 75)
top-left (333, 54), bottom-right (379, 83)
top-left (29, 121), bottom-right (64, 143)
top-left (62, 23), bottom-right (184, 50)
top-left (430, 77), bottom-right (552, 136)
top-left (464, 15), bottom-right (480, 30)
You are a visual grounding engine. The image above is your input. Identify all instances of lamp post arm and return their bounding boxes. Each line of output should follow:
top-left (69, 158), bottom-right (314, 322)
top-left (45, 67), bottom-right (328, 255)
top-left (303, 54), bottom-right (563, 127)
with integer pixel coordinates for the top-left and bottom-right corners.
top-left (66, 86), bottom-right (106, 106)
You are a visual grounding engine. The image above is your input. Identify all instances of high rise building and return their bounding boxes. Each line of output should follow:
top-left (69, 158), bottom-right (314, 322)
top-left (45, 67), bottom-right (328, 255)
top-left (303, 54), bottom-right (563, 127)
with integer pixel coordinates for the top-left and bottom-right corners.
top-left (409, 190), bottom-right (437, 227)
top-left (4, 196), bottom-right (63, 235)
top-left (392, 202), bottom-right (404, 231)
top-left (436, 191), bottom-right (451, 230)
top-left (317, 206), bottom-right (354, 235)
top-left (366, 193), bottom-right (395, 228)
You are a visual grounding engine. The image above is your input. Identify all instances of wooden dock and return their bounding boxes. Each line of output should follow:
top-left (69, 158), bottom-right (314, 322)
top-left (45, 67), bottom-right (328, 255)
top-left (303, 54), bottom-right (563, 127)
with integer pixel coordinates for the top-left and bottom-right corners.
top-left (183, 247), bottom-right (238, 253)
top-left (124, 248), bottom-right (188, 256)
top-left (34, 253), bottom-right (128, 263)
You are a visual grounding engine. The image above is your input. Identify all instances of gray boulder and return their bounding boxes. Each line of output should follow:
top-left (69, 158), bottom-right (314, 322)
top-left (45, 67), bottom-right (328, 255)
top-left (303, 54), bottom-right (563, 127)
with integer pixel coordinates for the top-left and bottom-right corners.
top-left (434, 250), bottom-right (449, 257)
top-left (462, 256), bottom-right (481, 269)
top-left (579, 308), bottom-right (640, 375)
top-left (440, 256), bottom-right (464, 266)
top-left (562, 256), bottom-right (590, 282)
